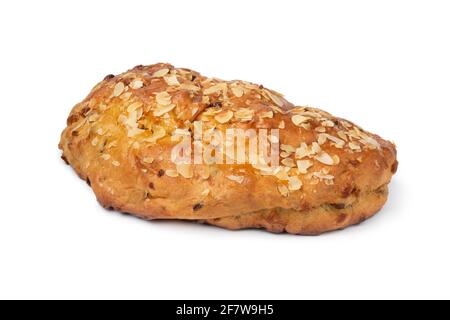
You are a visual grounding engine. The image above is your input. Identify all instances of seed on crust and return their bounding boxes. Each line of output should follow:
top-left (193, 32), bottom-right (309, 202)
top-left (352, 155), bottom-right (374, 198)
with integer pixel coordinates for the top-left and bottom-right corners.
top-left (112, 160), bottom-right (121, 167)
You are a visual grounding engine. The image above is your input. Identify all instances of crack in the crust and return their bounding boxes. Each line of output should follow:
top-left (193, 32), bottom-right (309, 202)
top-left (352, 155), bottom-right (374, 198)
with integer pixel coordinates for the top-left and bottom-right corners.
top-left (205, 184), bottom-right (389, 222)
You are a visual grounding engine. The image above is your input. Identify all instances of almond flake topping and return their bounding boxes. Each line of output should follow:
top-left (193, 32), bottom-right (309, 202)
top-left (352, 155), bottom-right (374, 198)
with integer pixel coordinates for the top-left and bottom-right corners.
top-left (281, 158), bottom-right (296, 167)
top-left (204, 83), bottom-right (226, 95)
top-left (155, 91), bottom-right (172, 106)
top-left (227, 175), bottom-right (245, 184)
top-left (127, 102), bottom-right (143, 113)
top-left (234, 108), bottom-right (254, 122)
top-left (153, 68), bottom-right (170, 78)
top-left (315, 152), bottom-right (334, 165)
top-left (297, 160), bottom-right (313, 174)
top-left (91, 137), bottom-right (99, 146)
top-left (281, 144), bottom-right (296, 153)
top-left (277, 184), bottom-right (289, 197)
top-left (101, 154), bottom-right (111, 161)
top-left (265, 90), bottom-right (284, 107)
top-left (130, 80), bottom-right (143, 89)
top-left (260, 111), bottom-right (274, 119)
top-left (143, 157), bottom-right (154, 164)
top-left (176, 164), bottom-right (193, 179)
top-left (165, 169), bottom-right (179, 178)
top-left (288, 176), bottom-right (303, 191)
top-left (349, 142), bottom-right (361, 151)
top-left (180, 83), bottom-right (200, 91)
top-left (292, 115), bottom-right (309, 126)
top-left (113, 82), bottom-right (125, 97)
top-left (154, 104), bottom-right (176, 117)
top-left (318, 133), bottom-right (328, 145)
top-left (231, 86), bottom-right (244, 98)
top-left (112, 161), bottom-right (121, 167)
top-left (214, 110), bottom-right (234, 124)
top-left (164, 74), bottom-right (180, 86)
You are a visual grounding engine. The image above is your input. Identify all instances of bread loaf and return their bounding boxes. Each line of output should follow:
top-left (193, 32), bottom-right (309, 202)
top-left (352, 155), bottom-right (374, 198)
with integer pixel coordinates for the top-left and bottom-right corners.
top-left (59, 63), bottom-right (398, 235)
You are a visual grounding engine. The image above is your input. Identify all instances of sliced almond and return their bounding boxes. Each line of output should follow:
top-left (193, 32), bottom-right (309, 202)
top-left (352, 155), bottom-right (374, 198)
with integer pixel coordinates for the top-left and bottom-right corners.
top-left (130, 80), bottom-right (143, 89)
top-left (234, 108), bottom-right (254, 122)
top-left (101, 154), bottom-right (111, 161)
top-left (176, 163), bottom-right (193, 179)
top-left (311, 142), bottom-right (321, 154)
top-left (265, 90), bottom-right (284, 107)
top-left (260, 111), bottom-right (274, 119)
top-left (231, 86), bottom-right (244, 98)
top-left (154, 104), bottom-right (176, 117)
top-left (91, 137), bottom-right (99, 146)
top-left (112, 160), bottom-right (121, 167)
top-left (180, 83), bottom-right (200, 91)
top-left (113, 82), bottom-right (125, 97)
top-left (315, 126), bottom-right (326, 133)
top-left (165, 169), bottom-right (179, 178)
top-left (227, 175), bottom-right (245, 184)
top-left (281, 158), bottom-right (296, 168)
top-left (155, 91), bottom-right (172, 106)
top-left (143, 157), bottom-right (154, 164)
top-left (315, 152), bottom-right (334, 165)
top-left (318, 133), bottom-right (328, 145)
top-left (204, 83), bottom-right (225, 95)
top-left (277, 184), bottom-right (289, 197)
top-left (292, 115), bottom-right (309, 126)
top-left (164, 74), bottom-right (180, 86)
top-left (295, 143), bottom-right (310, 159)
top-left (153, 68), bottom-right (170, 78)
top-left (332, 155), bottom-right (340, 165)
top-left (337, 130), bottom-right (348, 141)
top-left (127, 102), bottom-right (143, 113)
top-left (288, 176), bottom-right (303, 191)
top-left (281, 144), bottom-right (296, 153)
top-left (297, 160), bottom-right (313, 174)
top-left (214, 110), bottom-right (234, 124)
top-left (349, 142), bottom-right (361, 151)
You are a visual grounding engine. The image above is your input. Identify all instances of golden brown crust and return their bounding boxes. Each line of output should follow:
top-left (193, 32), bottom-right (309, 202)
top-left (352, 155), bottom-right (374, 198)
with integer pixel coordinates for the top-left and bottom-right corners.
top-left (59, 63), bottom-right (398, 235)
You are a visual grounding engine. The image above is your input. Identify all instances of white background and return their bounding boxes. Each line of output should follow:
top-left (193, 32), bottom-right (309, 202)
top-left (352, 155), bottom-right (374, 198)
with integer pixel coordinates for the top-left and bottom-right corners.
top-left (0, 0), bottom-right (449, 300)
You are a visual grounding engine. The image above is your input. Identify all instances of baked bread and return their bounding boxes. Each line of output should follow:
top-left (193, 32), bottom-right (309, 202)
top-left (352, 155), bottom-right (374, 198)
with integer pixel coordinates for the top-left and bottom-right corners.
top-left (59, 63), bottom-right (398, 235)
